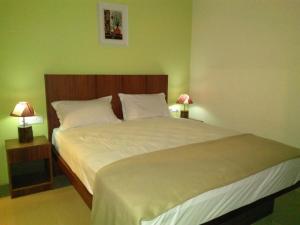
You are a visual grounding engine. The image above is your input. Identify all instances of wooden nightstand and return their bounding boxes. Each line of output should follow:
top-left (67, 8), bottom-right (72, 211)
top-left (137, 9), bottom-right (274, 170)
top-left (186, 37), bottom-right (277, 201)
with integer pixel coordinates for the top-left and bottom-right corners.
top-left (5, 136), bottom-right (53, 198)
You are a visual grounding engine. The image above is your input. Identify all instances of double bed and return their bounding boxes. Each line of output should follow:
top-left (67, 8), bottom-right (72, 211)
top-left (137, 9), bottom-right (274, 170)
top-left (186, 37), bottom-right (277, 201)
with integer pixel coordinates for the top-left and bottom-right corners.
top-left (45, 74), bottom-right (300, 225)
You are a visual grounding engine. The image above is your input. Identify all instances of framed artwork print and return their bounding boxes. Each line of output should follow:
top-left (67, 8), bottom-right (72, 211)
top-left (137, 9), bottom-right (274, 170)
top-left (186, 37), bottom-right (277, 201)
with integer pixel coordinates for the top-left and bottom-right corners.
top-left (98, 3), bottom-right (128, 46)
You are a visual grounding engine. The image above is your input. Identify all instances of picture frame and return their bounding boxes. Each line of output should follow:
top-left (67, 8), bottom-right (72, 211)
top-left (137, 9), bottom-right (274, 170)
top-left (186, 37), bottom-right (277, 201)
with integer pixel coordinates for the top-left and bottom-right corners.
top-left (98, 3), bottom-right (128, 46)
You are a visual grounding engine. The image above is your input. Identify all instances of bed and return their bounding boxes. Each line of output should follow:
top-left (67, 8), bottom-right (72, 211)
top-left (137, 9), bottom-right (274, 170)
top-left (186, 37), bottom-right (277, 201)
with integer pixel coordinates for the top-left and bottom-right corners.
top-left (44, 74), bottom-right (300, 225)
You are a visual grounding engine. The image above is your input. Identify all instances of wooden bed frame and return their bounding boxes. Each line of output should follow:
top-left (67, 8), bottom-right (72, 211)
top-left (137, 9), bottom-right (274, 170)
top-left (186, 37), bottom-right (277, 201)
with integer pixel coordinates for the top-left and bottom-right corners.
top-left (45, 74), bottom-right (299, 225)
top-left (45, 74), bottom-right (168, 207)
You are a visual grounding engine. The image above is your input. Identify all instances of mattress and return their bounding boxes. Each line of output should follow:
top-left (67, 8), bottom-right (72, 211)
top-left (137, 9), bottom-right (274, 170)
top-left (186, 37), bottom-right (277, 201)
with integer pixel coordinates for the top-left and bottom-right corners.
top-left (52, 117), bottom-right (300, 225)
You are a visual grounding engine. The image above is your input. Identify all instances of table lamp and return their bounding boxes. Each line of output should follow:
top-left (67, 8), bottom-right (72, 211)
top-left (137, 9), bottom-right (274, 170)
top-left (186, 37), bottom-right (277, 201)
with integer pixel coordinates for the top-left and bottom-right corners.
top-left (10, 102), bottom-right (36, 143)
top-left (176, 94), bottom-right (193, 119)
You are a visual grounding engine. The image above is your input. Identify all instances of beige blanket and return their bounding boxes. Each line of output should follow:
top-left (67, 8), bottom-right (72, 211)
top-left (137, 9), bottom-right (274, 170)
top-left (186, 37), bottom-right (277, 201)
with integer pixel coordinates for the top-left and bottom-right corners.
top-left (91, 134), bottom-right (300, 225)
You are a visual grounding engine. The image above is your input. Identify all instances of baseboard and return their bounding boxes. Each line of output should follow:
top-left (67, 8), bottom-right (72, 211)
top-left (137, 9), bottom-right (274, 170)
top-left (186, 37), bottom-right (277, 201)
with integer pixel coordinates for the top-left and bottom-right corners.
top-left (0, 184), bottom-right (9, 197)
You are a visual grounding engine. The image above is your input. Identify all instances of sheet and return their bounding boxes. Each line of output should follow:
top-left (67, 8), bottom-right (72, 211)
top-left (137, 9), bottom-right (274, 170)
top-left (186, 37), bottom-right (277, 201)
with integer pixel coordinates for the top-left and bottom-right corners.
top-left (144, 158), bottom-right (300, 225)
top-left (53, 117), bottom-right (300, 225)
top-left (91, 134), bottom-right (300, 225)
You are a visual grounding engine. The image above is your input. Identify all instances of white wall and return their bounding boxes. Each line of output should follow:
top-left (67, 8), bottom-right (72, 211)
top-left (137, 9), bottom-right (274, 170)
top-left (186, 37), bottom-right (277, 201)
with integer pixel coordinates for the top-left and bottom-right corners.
top-left (190, 0), bottom-right (300, 147)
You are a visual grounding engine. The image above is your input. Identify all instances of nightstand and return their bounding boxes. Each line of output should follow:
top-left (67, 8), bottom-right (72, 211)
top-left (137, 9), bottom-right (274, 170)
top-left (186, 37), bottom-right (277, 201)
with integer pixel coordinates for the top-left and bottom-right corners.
top-left (5, 136), bottom-right (53, 198)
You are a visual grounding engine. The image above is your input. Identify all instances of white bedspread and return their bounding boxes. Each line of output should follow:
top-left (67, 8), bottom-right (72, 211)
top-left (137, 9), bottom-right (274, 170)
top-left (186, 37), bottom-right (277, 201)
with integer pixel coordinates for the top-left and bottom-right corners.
top-left (53, 117), bottom-right (300, 225)
top-left (53, 117), bottom-right (238, 194)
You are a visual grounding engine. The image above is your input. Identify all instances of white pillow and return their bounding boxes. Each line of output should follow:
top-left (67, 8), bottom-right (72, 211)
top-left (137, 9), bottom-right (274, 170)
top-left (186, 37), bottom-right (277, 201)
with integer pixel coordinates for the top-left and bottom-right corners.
top-left (119, 93), bottom-right (170, 120)
top-left (51, 96), bottom-right (120, 130)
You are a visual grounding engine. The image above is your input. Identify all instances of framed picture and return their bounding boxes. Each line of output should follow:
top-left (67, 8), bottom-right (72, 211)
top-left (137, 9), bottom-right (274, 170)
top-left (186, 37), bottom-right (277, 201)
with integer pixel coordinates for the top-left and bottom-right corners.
top-left (98, 3), bottom-right (128, 46)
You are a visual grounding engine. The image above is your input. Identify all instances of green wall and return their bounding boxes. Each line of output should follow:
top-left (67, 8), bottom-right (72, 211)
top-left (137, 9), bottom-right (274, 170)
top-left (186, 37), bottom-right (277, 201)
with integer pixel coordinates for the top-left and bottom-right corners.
top-left (0, 0), bottom-right (192, 185)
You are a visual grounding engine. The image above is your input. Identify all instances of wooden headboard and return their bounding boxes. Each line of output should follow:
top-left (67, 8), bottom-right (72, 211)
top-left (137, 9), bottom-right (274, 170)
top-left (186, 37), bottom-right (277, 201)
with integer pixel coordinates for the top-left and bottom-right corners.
top-left (44, 74), bottom-right (168, 140)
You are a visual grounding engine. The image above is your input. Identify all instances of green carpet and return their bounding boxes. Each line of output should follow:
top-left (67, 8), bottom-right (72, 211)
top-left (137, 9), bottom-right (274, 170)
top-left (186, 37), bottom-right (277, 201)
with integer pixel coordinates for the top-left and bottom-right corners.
top-left (0, 177), bottom-right (299, 224)
top-left (253, 188), bottom-right (300, 225)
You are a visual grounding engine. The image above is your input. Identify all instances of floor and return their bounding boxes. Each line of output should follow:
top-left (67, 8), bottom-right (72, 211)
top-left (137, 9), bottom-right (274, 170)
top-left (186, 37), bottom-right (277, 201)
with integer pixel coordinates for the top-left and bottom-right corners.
top-left (0, 182), bottom-right (299, 225)
top-left (0, 186), bottom-right (90, 225)
top-left (253, 187), bottom-right (300, 225)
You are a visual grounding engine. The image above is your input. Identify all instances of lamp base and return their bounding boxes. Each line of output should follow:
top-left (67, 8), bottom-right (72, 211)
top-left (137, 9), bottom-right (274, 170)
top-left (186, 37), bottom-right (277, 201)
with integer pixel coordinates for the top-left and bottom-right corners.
top-left (18, 126), bottom-right (33, 143)
top-left (180, 110), bottom-right (189, 119)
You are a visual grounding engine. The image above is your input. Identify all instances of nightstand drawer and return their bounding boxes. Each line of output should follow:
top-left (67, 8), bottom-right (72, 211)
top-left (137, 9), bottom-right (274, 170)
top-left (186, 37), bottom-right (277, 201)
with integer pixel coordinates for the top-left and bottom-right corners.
top-left (8, 145), bottom-right (50, 163)
top-left (5, 136), bottom-right (53, 197)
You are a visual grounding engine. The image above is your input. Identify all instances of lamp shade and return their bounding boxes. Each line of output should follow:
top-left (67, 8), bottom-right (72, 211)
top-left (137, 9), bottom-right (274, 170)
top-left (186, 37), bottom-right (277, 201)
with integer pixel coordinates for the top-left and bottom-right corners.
top-left (10, 102), bottom-right (36, 117)
top-left (176, 94), bottom-right (193, 104)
